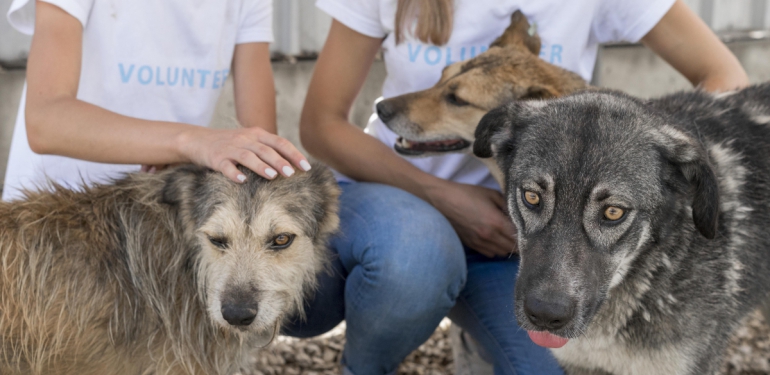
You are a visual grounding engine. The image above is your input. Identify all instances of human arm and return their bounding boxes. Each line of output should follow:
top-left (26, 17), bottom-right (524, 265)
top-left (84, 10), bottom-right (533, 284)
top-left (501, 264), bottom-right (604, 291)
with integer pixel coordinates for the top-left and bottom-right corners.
top-left (232, 42), bottom-right (277, 134)
top-left (641, 0), bottom-right (749, 92)
top-left (25, 1), bottom-right (307, 182)
top-left (300, 20), bottom-right (516, 257)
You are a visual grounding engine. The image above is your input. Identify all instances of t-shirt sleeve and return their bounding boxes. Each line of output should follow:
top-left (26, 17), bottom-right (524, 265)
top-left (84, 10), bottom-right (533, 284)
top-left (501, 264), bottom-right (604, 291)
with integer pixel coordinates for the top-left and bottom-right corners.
top-left (7, 0), bottom-right (94, 35)
top-left (236, 0), bottom-right (273, 44)
top-left (316, 0), bottom-right (385, 38)
top-left (592, 0), bottom-right (676, 44)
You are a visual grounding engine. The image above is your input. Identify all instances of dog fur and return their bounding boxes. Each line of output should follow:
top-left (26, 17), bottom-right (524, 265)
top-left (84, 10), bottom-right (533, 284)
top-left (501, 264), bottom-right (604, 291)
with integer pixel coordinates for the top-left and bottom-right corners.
top-left (377, 10), bottom-right (588, 184)
top-left (0, 164), bottom-right (340, 375)
top-left (473, 84), bottom-right (770, 374)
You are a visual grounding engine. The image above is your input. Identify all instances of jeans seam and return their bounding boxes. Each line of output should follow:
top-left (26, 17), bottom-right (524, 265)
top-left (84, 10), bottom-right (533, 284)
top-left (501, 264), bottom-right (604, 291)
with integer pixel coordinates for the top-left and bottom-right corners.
top-left (455, 295), bottom-right (519, 375)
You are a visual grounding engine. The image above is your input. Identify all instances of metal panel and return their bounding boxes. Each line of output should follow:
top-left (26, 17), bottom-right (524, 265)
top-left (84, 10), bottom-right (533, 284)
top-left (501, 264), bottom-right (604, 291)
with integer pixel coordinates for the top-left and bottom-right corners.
top-left (712, 0), bottom-right (754, 30)
top-left (2, 0), bottom-right (769, 65)
top-left (0, 0), bottom-right (32, 67)
top-left (271, 0), bottom-right (331, 57)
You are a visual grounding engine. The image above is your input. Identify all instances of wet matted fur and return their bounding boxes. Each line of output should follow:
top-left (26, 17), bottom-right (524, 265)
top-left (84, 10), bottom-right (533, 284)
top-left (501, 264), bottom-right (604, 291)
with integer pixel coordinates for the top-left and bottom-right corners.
top-left (0, 164), bottom-right (340, 375)
top-left (473, 84), bottom-right (770, 375)
top-left (377, 10), bottom-right (588, 184)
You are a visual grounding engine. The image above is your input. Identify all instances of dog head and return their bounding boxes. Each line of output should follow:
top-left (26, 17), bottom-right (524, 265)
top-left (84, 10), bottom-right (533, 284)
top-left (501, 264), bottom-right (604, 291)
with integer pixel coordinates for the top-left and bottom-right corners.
top-left (378, 10), bottom-right (587, 157)
top-left (473, 91), bottom-right (719, 348)
top-left (159, 164), bottom-right (340, 345)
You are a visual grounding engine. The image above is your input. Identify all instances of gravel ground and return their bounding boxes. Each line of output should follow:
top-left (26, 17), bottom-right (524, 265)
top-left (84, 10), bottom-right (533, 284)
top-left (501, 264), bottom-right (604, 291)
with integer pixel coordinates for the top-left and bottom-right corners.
top-left (242, 310), bottom-right (770, 375)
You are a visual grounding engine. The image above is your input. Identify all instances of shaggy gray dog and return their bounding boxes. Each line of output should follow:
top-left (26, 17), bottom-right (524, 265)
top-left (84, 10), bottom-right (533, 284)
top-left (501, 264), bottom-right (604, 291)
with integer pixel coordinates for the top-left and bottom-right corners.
top-left (0, 164), bottom-right (340, 375)
top-left (474, 84), bottom-right (770, 374)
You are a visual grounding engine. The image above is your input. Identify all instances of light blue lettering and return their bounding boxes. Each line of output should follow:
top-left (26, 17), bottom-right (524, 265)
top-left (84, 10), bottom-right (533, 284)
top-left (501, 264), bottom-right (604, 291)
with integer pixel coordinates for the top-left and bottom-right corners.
top-left (550, 44), bottom-right (563, 64)
top-left (424, 46), bottom-right (441, 65)
top-left (212, 70), bottom-right (222, 89)
top-left (222, 69), bottom-right (230, 80)
top-left (155, 67), bottom-right (165, 86)
top-left (460, 47), bottom-right (466, 61)
top-left (197, 70), bottom-right (211, 88)
top-left (470, 46), bottom-right (477, 58)
top-left (480, 46), bottom-right (488, 54)
top-left (118, 63), bottom-right (135, 83)
top-left (445, 47), bottom-right (454, 65)
top-left (167, 67), bottom-right (179, 86)
top-left (137, 66), bottom-right (153, 85)
top-left (182, 69), bottom-right (195, 87)
top-left (408, 43), bottom-right (422, 63)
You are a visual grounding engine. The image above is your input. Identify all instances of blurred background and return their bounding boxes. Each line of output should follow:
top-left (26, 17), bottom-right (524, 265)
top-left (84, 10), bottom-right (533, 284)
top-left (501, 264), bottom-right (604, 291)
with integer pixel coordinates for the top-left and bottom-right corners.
top-left (1, 0), bottom-right (770, 192)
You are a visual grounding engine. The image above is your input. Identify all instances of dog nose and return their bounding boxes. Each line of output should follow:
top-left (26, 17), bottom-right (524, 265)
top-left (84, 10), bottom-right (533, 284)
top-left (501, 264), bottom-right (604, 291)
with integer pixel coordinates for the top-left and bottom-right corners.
top-left (221, 303), bottom-right (258, 327)
top-left (376, 100), bottom-right (397, 123)
top-left (524, 294), bottom-right (574, 330)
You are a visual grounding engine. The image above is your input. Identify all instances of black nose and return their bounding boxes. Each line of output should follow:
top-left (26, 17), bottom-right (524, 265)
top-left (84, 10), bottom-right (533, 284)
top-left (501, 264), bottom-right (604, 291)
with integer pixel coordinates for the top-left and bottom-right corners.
top-left (376, 100), bottom-right (397, 123)
top-left (524, 294), bottom-right (575, 330)
top-left (221, 303), bottom-right (258, 327)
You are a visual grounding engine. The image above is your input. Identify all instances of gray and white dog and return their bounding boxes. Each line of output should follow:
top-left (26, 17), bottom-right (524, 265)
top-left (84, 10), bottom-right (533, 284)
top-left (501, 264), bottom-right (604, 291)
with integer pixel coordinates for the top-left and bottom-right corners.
top-left (0, 164), bottom-right (340, 375)
top-left (473, 84), bottom-right (770, 375)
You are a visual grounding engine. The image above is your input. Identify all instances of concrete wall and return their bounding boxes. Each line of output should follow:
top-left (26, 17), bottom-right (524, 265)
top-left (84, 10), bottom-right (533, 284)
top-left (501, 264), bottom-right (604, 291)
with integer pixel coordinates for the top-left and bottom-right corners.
top-left (2, 39), bottom-right (770, 190)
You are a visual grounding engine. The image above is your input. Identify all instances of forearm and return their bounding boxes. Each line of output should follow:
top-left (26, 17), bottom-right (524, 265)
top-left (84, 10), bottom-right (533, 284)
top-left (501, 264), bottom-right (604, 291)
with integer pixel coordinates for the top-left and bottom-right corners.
top-left (233, 42), bottom-right (277, 133)
top-left (301, 117), bottom-right (445, 202)
top-left (25, 96), bottom-right (197, 165)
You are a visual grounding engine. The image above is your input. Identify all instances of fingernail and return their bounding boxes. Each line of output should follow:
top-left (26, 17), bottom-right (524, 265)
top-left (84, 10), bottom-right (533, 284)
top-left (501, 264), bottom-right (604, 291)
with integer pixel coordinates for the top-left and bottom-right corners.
top-left (282, 166), bottom-right (295, 177)
top-left (299, 160), bottom-right (312, 171)
top-left (237, 174), bottom-right (247, 182)
top-left (149, 166), bottom-right (157, 174)
top-left (265, 168), bottom-right (278, 178)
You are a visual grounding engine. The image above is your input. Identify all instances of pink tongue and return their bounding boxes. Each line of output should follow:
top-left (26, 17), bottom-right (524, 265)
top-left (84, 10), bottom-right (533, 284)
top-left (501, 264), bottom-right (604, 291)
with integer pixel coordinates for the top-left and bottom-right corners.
top-left (527, 331), bottom-right (569, 348)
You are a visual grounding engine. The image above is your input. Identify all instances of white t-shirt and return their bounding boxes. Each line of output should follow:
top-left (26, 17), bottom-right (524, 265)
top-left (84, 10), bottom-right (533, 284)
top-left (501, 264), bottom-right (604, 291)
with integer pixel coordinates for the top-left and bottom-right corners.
top-left (317, 0), bottom-right (675, 190)
top-left (2, 0), bottom-right (273, 201)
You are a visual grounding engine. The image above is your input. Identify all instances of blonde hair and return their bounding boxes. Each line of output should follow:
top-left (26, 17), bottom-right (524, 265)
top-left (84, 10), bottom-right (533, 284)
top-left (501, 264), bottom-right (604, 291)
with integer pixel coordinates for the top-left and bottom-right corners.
top-left (395, 0), bottom-right (454, 45)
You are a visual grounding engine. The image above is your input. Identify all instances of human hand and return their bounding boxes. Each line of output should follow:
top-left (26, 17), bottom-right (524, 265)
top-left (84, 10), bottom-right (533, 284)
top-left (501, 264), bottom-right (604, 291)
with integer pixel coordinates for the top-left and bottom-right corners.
top-left (426, 181), bottom-right (517, 258)
top-left (177, 126), bottom-right (310, 183)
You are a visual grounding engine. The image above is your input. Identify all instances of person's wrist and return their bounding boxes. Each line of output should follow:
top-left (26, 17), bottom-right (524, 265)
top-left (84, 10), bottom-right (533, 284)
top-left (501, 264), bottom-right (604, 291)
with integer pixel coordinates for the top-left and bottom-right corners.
top-left (419, 175), bottom-right (452, 209)
top-left (173, 125), bottom-right (205, 164)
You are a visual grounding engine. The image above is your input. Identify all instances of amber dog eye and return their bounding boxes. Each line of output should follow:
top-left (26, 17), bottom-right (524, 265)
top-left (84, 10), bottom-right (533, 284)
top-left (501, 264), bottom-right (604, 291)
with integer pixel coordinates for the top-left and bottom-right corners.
top-left (270, 234), bottom-right (295, 250)
top-left (522, 190), bottom-right (541, 209)
top-left (604, 206), bottom-right (625, 221)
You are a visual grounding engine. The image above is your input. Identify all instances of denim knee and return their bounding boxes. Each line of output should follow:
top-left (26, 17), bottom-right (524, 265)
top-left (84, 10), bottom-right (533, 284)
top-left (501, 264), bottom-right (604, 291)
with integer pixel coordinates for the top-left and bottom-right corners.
top-left (338, 183), bottom-right (467, 325)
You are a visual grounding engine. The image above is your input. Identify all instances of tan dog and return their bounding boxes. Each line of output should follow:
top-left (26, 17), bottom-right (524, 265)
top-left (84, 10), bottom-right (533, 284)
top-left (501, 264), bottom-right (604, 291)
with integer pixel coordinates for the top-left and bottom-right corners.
top-left (0, 165), bottom-right (340, 375)
top-left (377, 11), bottom-right (588, 184)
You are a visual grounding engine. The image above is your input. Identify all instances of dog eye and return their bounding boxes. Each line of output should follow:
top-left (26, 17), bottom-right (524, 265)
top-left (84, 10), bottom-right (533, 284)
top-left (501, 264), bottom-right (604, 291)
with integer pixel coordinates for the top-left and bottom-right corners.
top-left (445, 93), bottom-right (469, 107)
top-left (208, 237), bottom-right (228, 249)
top-left (270, 234), bottom-right (296, 250)
top-left (603, 206), bottom-right (625, 221)
top-left (521, 190), bottom-right (541, 209)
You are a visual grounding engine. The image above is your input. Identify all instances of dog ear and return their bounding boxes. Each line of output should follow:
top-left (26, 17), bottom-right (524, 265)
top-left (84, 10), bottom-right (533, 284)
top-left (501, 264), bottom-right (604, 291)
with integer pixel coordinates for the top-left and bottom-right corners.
top-left (521, 85), bottom-right (559, 100)
top-left (651, 126), bottom-right (720, 239)
top-left (307, 165), bottom-right (341, 240)
top-left (473, 105), bottom-right (512, 158)
top-left (490, 10), bottom-right (541, 55)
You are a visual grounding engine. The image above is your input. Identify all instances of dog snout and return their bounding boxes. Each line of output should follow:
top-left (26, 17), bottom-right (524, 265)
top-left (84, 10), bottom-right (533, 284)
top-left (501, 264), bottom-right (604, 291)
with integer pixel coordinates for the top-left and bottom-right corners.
top-left (221, 302), bottom-right (259, 327)
top-left (376, 100), bottom-right (397, 123)
top-left (524, 293), bottom-right (575, 330)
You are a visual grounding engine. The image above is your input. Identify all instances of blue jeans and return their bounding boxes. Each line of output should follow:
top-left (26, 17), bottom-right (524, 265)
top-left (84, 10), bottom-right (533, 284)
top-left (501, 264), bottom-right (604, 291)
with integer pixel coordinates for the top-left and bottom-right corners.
top-left (282, 182), bottom-right (563, 375)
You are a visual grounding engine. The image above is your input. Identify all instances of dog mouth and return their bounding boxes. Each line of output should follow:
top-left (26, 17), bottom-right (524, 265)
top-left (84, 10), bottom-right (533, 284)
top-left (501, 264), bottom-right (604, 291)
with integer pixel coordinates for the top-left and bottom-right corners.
top-left (527, 330), bottom-right (570, 348)
top-left (394, 137), bottom-right (471, 155)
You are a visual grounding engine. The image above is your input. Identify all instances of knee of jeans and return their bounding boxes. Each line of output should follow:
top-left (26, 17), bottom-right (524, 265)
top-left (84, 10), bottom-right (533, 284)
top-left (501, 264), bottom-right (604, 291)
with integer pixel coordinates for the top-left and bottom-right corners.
top-left (370, 214), bottom-right (467, 321)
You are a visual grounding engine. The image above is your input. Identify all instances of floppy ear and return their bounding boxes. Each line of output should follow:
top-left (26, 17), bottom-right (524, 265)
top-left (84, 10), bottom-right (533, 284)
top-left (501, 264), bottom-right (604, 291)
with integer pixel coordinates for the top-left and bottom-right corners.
top-left (651, 126), bottom-right (720, 239)
top-left (521, 85), bottom-right (560, 100)
top-left (308, 165), bottom-right (341, 240)
top-left (490, 10), bottom-right (541, 55)
top-left (473, 105), bottom-right (512, 158)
